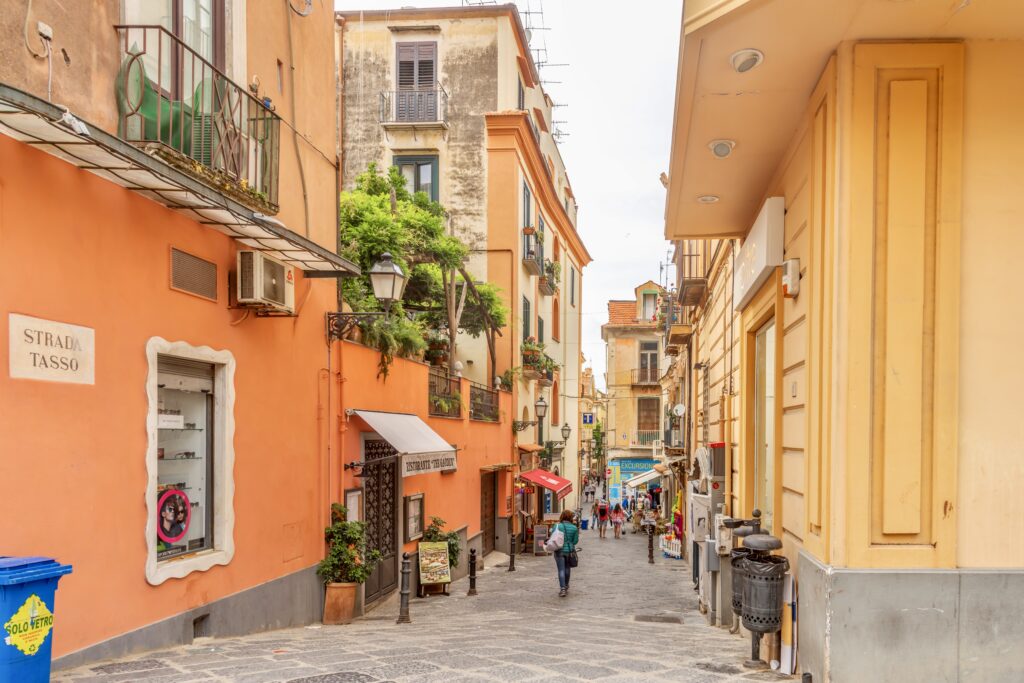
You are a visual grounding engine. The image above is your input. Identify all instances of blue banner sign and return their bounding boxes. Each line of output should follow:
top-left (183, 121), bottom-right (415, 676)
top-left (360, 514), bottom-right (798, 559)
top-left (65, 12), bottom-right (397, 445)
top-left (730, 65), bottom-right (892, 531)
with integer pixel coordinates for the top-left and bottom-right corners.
top-left (612, 459), bottom-right (657, 474)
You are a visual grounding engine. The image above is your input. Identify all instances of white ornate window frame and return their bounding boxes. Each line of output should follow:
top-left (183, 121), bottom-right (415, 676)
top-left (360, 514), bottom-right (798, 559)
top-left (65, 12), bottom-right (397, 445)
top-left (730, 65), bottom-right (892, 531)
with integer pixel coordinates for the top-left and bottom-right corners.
top-left (145, 337), bottom-right (236, 585)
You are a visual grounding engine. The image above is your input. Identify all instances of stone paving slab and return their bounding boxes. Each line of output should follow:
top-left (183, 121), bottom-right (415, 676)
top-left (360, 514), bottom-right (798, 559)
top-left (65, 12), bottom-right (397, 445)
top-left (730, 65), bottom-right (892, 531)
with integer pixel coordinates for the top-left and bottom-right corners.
top-left (54, 530), bottom-right (795, 682)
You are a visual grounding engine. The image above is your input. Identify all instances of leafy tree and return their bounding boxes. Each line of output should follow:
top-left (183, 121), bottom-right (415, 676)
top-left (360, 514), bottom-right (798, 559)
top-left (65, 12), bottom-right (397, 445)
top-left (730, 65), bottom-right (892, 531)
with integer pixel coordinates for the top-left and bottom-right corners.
top-left (338, 164), bottom-right (507, 377)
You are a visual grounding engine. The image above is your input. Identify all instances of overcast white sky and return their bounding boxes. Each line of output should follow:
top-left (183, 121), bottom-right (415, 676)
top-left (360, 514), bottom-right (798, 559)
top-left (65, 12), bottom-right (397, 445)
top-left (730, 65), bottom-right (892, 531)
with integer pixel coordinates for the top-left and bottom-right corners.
top-left (335, 0), bottom-right (683, 391)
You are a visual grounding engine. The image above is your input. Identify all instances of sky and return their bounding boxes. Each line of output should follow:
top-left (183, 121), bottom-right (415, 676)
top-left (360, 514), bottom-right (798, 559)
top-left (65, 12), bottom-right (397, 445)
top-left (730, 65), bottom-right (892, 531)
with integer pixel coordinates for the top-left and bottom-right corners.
top-left (335, 0), bottom-right (683, 391)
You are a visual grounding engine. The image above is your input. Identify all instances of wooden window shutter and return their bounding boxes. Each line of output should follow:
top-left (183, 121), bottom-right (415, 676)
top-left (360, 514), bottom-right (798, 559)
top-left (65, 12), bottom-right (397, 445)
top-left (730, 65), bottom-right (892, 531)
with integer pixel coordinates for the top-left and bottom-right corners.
top-left (416, 43), bottom-right (436, 89)
top-left (397, 44), bottom-right (417, 90)
top-left (523, 296), bottom-right (531, 340)
top-left (538, 317), bottom-right (544, 344)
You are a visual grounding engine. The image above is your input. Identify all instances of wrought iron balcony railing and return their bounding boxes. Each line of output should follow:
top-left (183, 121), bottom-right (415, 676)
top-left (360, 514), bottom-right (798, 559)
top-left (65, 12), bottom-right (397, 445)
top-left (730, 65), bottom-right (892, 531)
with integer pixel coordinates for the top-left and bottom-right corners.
top-left (469, 381), bottom-right (499, 423)
top-left (428, 366), bottom-right (462, 418)
top-left (678, 239), bottom-right (711, 307)
top-left (522, 229), bottom-right (544, 276)
top-left (631, 367), bottom-right (660, 385)
top-left (380, 85), bottom-right (449, 125)
top-left (115, 25), bottom-right (280, 209)
top-left (631, 430), bottom-right (661, 447)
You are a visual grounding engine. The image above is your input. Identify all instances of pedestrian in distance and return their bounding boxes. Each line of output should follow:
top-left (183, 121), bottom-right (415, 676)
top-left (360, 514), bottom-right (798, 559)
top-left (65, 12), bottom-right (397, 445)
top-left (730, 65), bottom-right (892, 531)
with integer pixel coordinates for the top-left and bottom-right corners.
top-left (544, 509), bottom-right (579, 597)
top-left (590, 501), bottom-right (599, 530)
top-left (596, 499), bottom-right (610, 539)
top-left (611, 503), bottom-right (626, 539)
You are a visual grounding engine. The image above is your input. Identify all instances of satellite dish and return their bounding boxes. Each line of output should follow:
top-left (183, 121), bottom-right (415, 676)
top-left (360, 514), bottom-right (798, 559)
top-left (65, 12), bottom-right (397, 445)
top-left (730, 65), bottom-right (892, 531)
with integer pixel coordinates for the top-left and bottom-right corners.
top-left (672, 404), bottom-right (686, 417)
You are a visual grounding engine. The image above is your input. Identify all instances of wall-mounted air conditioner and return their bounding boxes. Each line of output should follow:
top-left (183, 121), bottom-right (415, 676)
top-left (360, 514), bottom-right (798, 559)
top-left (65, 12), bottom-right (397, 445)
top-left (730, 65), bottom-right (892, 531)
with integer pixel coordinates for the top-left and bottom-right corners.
top-left (237, 251), bottom-right (295, 314)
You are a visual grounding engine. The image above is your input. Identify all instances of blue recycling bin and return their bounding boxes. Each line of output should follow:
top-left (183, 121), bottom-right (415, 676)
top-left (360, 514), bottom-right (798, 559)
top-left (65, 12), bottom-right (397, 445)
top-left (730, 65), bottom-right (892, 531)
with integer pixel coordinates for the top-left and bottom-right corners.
top-left (0, 557), bottom-right (73, 683)
top-left (580, 519), bottom-right (589, 530)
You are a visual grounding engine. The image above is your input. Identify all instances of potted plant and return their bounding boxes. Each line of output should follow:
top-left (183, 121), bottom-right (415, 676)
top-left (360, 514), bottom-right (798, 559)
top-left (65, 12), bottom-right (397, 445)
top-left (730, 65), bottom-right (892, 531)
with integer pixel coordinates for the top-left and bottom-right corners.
top-left (522, 224), bottom-right (536, 236)
top-left (317, 504), bottom-right (382, 624)
top-left (422, 516), bottom-right (462, 570)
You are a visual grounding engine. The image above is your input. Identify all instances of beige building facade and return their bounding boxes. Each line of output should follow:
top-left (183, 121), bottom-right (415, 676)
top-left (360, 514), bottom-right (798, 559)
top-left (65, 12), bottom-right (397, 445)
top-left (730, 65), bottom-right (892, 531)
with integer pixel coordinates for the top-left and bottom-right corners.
top-left (338, 5), bottom-right (592, 510)
top-left (664, 1), bottom-right (1024, 680)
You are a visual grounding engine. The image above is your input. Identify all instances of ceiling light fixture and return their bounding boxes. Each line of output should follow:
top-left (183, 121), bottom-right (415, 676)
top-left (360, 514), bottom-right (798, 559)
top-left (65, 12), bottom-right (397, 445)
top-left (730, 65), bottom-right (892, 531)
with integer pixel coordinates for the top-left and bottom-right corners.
top-left (697, 195), bottom-right (720, 204)
top-left (730, 48), bottom-right (764, 73)
top-left (709, 139), bottom-right (736, 159)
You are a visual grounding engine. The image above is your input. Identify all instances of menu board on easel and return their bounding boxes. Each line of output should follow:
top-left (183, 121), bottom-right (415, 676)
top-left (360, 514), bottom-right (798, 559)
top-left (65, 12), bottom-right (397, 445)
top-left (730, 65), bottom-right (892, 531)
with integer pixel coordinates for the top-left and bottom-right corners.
top-left (417, 541), bottom-right (451, 595)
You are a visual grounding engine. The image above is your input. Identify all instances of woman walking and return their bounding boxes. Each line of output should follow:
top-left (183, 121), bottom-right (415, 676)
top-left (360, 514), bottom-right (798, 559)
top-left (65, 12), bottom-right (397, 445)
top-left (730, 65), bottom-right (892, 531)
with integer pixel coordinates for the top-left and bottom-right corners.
top-left (611, 503), bottom-right (626, 539)
top-left (545, 509), bottom-right (579, 597)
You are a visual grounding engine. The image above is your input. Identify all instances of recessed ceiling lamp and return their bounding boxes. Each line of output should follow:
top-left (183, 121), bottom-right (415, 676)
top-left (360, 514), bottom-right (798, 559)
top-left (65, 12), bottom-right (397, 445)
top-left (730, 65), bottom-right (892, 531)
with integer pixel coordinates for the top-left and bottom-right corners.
top-left (709, 139), bottom-right (736, 159)
top-left (697, 195), bottom-right (720, 204)
top-left (730, 48), bottom-right (764, 73)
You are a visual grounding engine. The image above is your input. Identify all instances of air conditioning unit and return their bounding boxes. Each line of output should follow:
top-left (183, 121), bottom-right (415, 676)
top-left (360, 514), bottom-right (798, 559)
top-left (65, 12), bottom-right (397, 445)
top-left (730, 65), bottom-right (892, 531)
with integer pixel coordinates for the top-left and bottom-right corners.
top-left (237, 251), bottom-right (295, 314)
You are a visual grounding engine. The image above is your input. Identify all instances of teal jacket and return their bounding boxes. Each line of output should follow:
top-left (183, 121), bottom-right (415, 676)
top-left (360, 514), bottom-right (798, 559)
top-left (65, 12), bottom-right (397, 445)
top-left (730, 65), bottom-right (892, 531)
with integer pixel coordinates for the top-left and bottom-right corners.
top-left (554, 522), bottom-right (579, 553)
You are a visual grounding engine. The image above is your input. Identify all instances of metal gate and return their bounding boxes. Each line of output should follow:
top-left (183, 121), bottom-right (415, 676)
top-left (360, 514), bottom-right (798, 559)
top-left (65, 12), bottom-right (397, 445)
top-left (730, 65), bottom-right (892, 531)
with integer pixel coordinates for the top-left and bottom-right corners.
top-left (362, 439), bottom-right (398, 605)
top-left (480, 472), bottom-right (497, 555)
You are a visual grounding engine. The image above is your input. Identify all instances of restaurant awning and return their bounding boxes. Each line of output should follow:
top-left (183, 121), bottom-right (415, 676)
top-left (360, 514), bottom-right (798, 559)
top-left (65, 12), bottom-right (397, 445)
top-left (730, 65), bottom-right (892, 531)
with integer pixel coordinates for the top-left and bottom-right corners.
top-left (518, 469), bottom-right (573, 500)
top-left (354, 410), bottom-right (456, 477)
top-left (0, 84), bottom-right (358, 275)
top-left (624, 469), bottom-right (662, 489)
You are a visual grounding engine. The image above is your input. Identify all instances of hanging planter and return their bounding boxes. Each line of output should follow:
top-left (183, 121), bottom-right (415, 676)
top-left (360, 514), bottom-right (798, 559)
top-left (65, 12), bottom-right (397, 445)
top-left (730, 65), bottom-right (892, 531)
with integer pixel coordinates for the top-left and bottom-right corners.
top-left (522, 225), bottom-right (536, 236)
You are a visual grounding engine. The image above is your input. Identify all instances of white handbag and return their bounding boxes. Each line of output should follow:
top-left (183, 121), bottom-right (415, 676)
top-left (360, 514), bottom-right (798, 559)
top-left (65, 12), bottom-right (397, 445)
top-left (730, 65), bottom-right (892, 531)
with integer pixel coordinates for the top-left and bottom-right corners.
top-left (546, 523), bottom-right (565, 551)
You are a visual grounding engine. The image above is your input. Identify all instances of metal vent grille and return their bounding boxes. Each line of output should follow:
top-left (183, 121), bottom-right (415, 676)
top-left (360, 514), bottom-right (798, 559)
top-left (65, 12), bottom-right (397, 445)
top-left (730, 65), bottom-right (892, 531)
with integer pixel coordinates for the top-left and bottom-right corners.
top-left (238, 251), bottom-right (255, 300)
top-left (170, 248), bottom-right (217, 301)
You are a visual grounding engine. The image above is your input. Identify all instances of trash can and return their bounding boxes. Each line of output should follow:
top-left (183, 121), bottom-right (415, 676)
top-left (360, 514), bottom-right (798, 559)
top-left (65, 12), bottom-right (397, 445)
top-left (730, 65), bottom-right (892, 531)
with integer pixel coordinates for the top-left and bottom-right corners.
top-left (580, 518), bottom-right (589, 530)
top-left (729, 547), bottom-right (751, 616)
top-left (0, 557), bottom-right (73, 683)
top-left (740, 554), bottom-right (789, 633)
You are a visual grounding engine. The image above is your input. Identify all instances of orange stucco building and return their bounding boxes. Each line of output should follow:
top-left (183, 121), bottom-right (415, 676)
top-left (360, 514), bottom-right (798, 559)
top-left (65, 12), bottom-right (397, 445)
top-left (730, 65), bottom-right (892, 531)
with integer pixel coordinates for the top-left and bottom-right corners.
top-left (0, 0), bottom-right (513, 669)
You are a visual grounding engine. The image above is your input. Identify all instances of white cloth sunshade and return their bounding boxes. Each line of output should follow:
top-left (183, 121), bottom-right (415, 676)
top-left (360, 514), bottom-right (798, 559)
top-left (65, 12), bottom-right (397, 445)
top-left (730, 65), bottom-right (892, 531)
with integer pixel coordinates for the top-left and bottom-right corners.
top-left (624, 468), bottom-right (662, 489)
top-left (354, 410), bottom-right (456, 477)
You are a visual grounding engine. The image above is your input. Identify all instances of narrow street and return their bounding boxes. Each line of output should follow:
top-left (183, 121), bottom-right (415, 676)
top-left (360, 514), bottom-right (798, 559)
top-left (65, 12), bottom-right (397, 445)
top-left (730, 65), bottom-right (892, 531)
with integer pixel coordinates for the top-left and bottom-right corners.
top-left (54, 528), bottom-right (765, 683)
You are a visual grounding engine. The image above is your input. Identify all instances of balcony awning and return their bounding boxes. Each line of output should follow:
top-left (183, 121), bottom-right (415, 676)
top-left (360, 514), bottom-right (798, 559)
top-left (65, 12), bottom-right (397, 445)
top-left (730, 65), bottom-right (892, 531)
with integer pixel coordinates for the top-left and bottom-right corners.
top-left (624, 469), bottom-right (662, 489)
top-left (518, 469), bottom-right (572, 500)
top-left (0, 84), bottom-right (358, 276)
top-left (354, 410), bottom-right (456, 477)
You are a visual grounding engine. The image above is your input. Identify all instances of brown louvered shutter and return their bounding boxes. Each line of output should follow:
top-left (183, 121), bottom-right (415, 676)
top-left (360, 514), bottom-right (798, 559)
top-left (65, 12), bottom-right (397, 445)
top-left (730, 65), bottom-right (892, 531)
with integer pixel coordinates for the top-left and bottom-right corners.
top-left (416, 43), bottom-right (436, 89)
top-left (397, 44), bottom-right (417, 90)
top-left (396, 42), bottom-right (437, 122)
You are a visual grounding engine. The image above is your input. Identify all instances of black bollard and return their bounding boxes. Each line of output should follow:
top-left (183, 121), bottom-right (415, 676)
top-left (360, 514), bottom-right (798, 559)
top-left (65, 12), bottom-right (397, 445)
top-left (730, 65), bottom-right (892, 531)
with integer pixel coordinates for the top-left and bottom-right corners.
top-left (396, 552), bottom-right (411, 624)
top-left (647, 525), bottom-right (655, 564)
top-left (468, 548), bottom-right (478, 595)
top-left (508, 532), bottom-right (516, 572)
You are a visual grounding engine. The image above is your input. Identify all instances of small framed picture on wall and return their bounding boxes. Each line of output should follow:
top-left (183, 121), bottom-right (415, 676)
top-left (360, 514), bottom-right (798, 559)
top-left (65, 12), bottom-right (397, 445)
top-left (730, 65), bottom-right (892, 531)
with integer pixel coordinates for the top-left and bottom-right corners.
top-left (404, 493), bottom-right (424, 543)
top-left (345, 488), bottom-right (363, 523)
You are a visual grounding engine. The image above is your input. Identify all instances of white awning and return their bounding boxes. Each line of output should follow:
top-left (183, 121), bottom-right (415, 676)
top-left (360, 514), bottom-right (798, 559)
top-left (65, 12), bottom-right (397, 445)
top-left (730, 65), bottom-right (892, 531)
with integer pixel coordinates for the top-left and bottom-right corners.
top-left (624, 469), bottom-right (662, 489)
top-left (354, 410), bottom-right (456, 477)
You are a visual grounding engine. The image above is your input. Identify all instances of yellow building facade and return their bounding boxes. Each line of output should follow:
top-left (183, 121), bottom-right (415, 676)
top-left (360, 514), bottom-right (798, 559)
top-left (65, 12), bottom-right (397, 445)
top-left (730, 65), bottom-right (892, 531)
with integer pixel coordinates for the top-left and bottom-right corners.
top-left (601, 282), bottom-right (669, 502)
top-left (665, 1), bottom-right (1024, 680)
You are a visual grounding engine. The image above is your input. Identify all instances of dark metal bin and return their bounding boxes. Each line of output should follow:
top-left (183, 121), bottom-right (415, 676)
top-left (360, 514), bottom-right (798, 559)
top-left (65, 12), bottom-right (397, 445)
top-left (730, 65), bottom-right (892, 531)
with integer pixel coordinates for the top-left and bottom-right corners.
top-left (740, 554), bottom-right (789, 633)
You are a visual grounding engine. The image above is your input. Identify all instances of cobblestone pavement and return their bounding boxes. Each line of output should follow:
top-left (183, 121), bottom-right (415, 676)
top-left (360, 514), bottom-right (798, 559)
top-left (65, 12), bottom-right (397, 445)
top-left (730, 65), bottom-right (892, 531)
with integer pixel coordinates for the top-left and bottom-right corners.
top-left (55, 526), bottom-right (793, 682)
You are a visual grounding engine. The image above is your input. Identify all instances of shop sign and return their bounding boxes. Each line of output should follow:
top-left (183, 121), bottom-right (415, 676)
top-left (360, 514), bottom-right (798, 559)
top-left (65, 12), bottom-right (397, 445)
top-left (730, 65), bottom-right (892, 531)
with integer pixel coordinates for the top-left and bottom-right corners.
top-left (3, 594), bottom-right (53, 656)
top-left (614, 459), bottom-right (658, 474)
top-left (8, 314), bottom-right (95, 385)
top-left (402, 452), bottom-right (457, 477)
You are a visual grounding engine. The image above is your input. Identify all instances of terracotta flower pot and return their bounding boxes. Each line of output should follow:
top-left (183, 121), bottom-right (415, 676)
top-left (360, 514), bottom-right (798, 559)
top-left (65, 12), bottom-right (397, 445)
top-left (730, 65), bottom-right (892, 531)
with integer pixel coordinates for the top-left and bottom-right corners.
top-left (323, 582), bottom-right (358, 625)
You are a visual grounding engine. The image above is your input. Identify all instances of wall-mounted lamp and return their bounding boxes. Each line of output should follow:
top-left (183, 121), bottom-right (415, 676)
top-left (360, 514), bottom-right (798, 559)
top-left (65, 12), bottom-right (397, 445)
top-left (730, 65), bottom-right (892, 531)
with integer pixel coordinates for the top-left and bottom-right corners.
top-left (327, 253), bottom-right (408, 340)
top-left (343, 461), bottom-right (366, 477)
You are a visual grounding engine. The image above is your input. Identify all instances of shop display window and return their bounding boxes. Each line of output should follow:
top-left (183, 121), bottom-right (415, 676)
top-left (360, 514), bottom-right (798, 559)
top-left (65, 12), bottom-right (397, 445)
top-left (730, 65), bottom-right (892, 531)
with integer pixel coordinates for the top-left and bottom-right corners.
top-left (156, 356), bottom-right (215, 560)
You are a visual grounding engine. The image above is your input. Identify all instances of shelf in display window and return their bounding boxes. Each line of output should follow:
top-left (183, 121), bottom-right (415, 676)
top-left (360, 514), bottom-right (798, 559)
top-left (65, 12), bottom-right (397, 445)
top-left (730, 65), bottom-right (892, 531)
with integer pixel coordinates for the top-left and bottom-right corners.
top-left (159, 427), bottom-right (204, 431)
top-left (161, 456), bottom-right (205, 461)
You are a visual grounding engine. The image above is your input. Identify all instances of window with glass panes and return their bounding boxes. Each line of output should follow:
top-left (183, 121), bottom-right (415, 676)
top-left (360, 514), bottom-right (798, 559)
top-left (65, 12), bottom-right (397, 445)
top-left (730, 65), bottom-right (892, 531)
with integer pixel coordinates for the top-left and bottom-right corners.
top-left (394, 155), bottom-right (438, 201)
top-left (156, 355), bottom-right (216, 560)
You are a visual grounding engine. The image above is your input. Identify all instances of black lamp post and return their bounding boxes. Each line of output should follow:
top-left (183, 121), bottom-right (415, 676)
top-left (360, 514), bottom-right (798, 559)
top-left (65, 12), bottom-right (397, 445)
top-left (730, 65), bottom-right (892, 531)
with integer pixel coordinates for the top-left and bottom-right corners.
top-left (328, 252), bottom-right (408, 340)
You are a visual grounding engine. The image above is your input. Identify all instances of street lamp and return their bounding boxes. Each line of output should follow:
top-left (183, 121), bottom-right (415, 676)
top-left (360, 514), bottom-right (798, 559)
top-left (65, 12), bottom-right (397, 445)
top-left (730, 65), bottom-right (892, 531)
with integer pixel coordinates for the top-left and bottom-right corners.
top-left (367, 252), bottom-right (407, 312)
top-left (328, 252), bottom-right (407, 339)
top-left (561, 423), bottom-right (572, 440)
top-left (512, 396), bottom-right (549, 432)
